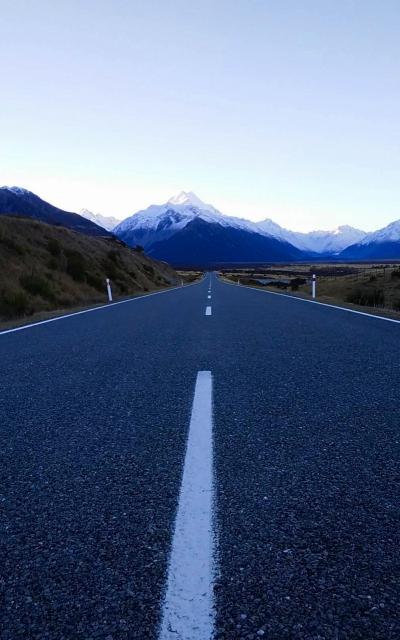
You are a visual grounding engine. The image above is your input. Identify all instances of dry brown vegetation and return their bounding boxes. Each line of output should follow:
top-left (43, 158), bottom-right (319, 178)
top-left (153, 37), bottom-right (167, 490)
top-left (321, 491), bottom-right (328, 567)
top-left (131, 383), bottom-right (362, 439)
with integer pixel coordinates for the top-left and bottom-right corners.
top-left (0, 216), bottom-right (178, 322)
top-left (221, 263), bottom-right (400, 318)
top-left (177, 270), bottom-right (204, 284)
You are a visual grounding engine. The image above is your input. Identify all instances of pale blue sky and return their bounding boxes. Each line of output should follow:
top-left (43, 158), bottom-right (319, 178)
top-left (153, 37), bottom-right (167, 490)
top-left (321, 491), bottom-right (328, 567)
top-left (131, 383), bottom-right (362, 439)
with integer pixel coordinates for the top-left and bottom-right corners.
top-left (1, 0), bottom-right (399, 230)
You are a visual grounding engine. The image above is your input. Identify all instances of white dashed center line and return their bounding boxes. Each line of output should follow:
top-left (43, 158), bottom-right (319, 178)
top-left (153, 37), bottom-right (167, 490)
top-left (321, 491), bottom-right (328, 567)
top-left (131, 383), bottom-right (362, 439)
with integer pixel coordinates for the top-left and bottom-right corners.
top-left (159, 371), bottom-right (215, 640)
top-left (205, 306), bottom-right (212, 316)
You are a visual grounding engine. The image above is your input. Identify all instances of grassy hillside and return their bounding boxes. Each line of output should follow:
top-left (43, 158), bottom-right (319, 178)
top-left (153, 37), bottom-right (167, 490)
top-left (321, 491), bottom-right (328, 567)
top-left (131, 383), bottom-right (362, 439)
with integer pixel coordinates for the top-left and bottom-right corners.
top-left (0, 216), bottom-right (178, 321)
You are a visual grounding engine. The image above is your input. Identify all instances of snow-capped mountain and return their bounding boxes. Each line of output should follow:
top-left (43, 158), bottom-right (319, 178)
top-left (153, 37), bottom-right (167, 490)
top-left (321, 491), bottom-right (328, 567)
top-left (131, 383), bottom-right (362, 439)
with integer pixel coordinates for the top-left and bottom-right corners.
top-left (79, 208), bottom-right (120, 232)
top-left (339, 219), bottom-right (400, 259)
top-left (168, 191), bottom-right (219, 214)
top-left (2, 186), bottom-right (31, 196)
top-left (114, 191), bottom-right (303, 264)
top-left (258, 219), bottom-right (366, 254)
top-left (301, 226), bottom-right (367, 254)
top-left (114, 191), bottom-right (262, 248)
top-left (114, 191), bottom-right (367, 259)
top-left (358, 219), bottom-right (400, 245)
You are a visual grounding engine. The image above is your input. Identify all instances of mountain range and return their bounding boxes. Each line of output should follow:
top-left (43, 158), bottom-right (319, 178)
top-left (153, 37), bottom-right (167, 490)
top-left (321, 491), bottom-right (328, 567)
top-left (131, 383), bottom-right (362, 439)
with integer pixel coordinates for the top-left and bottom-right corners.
top-left (0, 186), bottom-right (110, 236)
top-left (1, 186), bottom-right (400, 264)
top-left (114, 192), bottom-right (304, 264)
top-left (114, 191), bottom-right (400, 263)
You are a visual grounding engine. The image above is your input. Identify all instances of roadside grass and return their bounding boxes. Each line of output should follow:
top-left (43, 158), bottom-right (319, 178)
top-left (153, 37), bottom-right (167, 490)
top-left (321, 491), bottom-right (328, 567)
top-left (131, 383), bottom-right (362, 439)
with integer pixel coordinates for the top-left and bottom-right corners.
top-left (220, 264), bottom-right (400, 320)
top-left (0, 286), bottom-right (182, 332)
top-left (0, 216), bottom-right (177, 323)
top-left (176, 270), bottom-right (204, 284)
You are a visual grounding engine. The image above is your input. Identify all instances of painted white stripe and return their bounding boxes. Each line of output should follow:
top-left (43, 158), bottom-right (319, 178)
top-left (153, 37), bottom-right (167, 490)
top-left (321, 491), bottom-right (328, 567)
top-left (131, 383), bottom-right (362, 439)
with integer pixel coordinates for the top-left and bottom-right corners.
top-left (160, 371), bottom-right (215, 640)
top-left (208, 295), bottom-right (211, 299)
top-left (0, 281), bottom-right (200, 337)
top-left (223, 279), bottom-right (400, 325)
top-left (205, 306), bottom-right (212, 316)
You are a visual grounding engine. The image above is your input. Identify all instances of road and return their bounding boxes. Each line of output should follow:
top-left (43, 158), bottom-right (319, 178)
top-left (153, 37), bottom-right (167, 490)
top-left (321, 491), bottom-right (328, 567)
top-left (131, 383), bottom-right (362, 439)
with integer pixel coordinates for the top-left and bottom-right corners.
top-left (1, 273), bottom-right (399, 639)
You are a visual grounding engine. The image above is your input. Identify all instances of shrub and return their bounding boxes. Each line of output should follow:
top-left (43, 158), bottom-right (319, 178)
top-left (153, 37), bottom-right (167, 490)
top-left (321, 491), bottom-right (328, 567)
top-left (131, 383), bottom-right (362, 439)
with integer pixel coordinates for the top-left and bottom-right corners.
top-left (393, 298), bottom-right (400, 311)
top-left (55, 295), bottom-right (75, 307)
top-left (86, 272), bottom-right (105, 291)
top-left (47, 238), bottom-right (61, 256)
top-left (133, 245), bottom-right (145, 253)
top-left (47, 257), bottom-right (58, 270)
top-left (66, 251), bottom-right (86, 281)
top-left (291, 277), bottom-right (306, 291)
top-left (0, 289), bottom-right (30, 318)
top-left (116, 280), bottom-right (128, 293)
top-left (391, 269), bottom-right (400, 280)
top-left (346, 287), bottom-right (385, 307)
top-left (20, 273), bottom-right (55, 301)
top-left (102, 258), bottom-right (118, 280)
top-left (0, 234), bottom-right (25, 255)
top-left (142, 264), bottom-right (154, 276)
top-left (107, 249), bottom-right (120, 263)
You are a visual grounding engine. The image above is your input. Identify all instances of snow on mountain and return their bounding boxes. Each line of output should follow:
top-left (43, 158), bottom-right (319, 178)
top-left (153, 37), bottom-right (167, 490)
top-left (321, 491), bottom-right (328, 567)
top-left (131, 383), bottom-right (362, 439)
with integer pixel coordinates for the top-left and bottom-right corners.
top-left (257, 219), bottom-right (301, 247)
top-left (339, 218), bottom-right (400, 258)
top-left (113, 191), bottom-right (262, 248)
top-left (339, 221), bottom-right (400, 259)
top-left (258, 219), bottom-right (366, 254)
top-left (114, 191), bottom-right (370, 255)
top-left (79, 208), bottom-right (120, 232)
top-left (358, 219), bottom-right (400, 245)
top-left (292, 225), bottom-right (367, 254)
top-left (305, 226), bottom-right (367, 254)
top-left (168, 191), bottom-right (218, 212)
top-left (2, 186), bottom-right (31, 196)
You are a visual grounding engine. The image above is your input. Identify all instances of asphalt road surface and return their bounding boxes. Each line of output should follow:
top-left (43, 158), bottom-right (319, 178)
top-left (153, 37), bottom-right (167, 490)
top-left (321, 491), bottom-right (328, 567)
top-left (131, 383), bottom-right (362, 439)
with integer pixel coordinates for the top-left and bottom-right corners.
top-left (1, 274), bottom-right (399, 639)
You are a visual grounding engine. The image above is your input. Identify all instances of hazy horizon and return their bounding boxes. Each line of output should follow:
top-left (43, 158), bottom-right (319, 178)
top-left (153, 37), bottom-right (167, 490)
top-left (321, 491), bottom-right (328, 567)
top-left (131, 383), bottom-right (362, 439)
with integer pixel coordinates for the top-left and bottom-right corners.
top-left (1, 1), bottom-right (399, 232)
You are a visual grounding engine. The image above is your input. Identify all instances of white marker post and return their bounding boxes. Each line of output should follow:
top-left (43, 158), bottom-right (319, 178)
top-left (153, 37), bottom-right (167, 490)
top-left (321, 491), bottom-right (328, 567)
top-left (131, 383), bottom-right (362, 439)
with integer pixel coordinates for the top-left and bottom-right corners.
top-left (237, 279), bottom-right (240, 286)
top-left (312, 273), bottom-right (316, 299)
top-left (181, 278), bottom-right (184, 286)
top-left (106, 278), bottom-right (113, 302)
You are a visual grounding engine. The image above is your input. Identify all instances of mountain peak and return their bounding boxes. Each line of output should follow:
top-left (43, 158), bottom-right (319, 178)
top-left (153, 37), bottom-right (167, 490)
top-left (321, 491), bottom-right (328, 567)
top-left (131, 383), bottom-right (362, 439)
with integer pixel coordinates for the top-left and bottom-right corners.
top-left (2, 186), bottom-right (32, 196)
top-left (168, 191), bottom-right (207, 209)
top-left (79, 208), bottom-right (120, 232)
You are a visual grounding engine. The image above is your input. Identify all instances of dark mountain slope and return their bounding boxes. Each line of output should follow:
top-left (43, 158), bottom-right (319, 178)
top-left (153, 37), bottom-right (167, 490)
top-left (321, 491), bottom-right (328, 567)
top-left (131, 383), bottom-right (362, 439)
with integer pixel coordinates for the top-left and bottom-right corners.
top-left (0, 187), bottom-right (110, 236)
top-left (147, 217), bottom-right (304, 266)
top-left (339, 240), bottom-right (400, 260)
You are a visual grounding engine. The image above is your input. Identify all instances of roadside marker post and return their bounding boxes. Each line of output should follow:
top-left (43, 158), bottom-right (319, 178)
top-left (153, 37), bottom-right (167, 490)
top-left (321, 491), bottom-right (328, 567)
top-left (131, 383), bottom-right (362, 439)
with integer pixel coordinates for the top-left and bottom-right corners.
top-left (106, 278), bottom-right (113, 302)
top-left (312, 273), bottom-right (316, 299)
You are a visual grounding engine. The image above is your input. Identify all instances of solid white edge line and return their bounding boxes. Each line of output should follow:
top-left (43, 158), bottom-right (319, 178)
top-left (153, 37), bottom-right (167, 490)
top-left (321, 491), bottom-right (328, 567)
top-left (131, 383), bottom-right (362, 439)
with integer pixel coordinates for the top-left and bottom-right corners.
top-left (0, 280), bottom-right (202, 336)
top-left (159, 370), bottom-right (215, 640)
top-left (222, 278), bottom-right (400, 324)
top-left (205, 306), bottom-right (212, 316)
